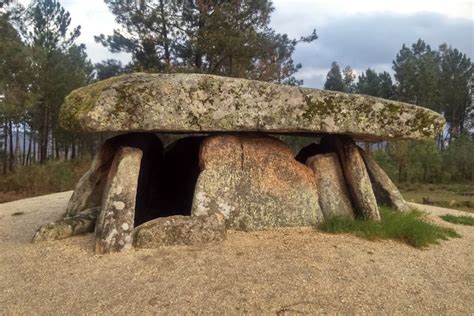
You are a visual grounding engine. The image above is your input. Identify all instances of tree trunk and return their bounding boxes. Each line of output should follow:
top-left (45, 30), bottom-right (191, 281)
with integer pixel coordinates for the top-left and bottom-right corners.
top-left (55, 137), bottom-right (60, 160)
top-left (39, 104), bottom-right (49, 163)
top-left (33, 133), bottom-right (36, 163)
top-left (194, 8), bottom-right (204, 70)
top-left (22, 123), bottom-right (26, 165)
top-left (159, 0), bottom-right (170, 69)
top-left (8, 121), bottom-right (14, 172)
top-left (26, 132), bottom-right (32, 166)
top-left (14, 124), bottom-right (20, 169)
top-left (2, 119), bottom-right (7, 175)
top-left (364, 142), bottom-right (371, 155)
top-left (71, 138), bottom-right (76, 160)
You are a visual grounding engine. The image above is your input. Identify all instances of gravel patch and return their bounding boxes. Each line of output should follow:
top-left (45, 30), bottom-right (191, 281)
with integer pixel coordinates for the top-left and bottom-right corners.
top-left (0, 192), bottom-right (473, 314)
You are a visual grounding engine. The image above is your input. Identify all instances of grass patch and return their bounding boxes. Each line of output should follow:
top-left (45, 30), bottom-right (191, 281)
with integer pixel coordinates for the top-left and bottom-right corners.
top-left (318, 207), bottom-right (460, 248)
top-left (440, 214), bottom-right (474, 226)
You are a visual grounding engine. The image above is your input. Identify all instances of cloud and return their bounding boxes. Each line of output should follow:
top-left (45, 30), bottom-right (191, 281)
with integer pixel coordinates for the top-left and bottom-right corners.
top-left (288, 12), bottom-right (474, 88)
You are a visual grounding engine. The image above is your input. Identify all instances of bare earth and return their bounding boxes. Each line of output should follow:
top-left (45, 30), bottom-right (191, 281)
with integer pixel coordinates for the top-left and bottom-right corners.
top-left (0, 192), bottom-right (473, 314)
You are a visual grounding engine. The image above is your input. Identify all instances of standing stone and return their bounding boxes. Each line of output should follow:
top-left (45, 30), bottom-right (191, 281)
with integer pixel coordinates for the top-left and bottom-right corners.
top-left (192, 135), bottom-right (323, 230)
top-left (323, 135), bottom-right (381, 221)
top-left (65, 133), bottom-right (163, 218)
top-left (306, 153), bottom-right (355, 219)
top-left (358, 147), bottom-right (410, 212)
top-left (133, 213), bottom-right (226, 248)
top-left (95, 147), bottom-right (143, 254)
top-left (65, 142), bottom-right (116, 217)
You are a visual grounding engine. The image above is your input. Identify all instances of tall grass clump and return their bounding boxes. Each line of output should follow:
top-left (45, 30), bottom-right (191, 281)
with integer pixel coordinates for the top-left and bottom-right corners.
top-left (318, 207), bottom-right (460, 248)
top-left (440, 214), bottom-right (474, 226)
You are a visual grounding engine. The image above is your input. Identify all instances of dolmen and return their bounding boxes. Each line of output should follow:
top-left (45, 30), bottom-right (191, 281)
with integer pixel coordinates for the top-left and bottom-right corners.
top-left (32, 73), bottom-right (445, 254)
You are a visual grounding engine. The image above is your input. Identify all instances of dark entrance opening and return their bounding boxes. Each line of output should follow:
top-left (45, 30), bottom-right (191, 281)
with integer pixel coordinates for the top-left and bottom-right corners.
top-left (134, 135), bottom-right (204, 226)
top-left (295, 140), bottom-right (335, 164)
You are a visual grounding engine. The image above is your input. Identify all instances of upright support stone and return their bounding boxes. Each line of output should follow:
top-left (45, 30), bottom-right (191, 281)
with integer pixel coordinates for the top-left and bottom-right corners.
top-left (95, 147), bottom-right (143, 254)
top-left (358, 147), bottom-right (410, 212)
top-left (66, 133), bottom-right (163, 219)
top-left (192, 135), bottom-right (323, 230)
top-left (306, 153), bottom-right (355, 219)
top-left (65, 141), bottom-right (116, 217)
top-left (323, 135), bottom-right (381, 221)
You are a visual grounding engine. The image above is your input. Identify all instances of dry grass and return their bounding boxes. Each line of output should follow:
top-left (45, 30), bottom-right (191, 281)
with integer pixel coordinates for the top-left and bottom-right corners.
top-left (0, 160), bottom-right (90, 203)
top-left (401, 183), bottom-right (474, 213)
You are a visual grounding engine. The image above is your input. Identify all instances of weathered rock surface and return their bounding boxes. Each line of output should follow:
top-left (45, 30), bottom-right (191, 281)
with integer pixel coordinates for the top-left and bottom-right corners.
top-left (192, 135), bottom-right (323, 230)
top-left (65, 143), bottom-right (116, 217)
top-left (32, 207), bottom-right (99, 242)
top-left (65, 133), bottom-right (163, 218)
top-left (61, 73), bottom-right (444, 141)
top-left (95, 147), bottom-right (143, 254)
top-left (358, 147), bottom-right (410, 212)
top-left (133, 213), bottom-right (226, 248)
top-left (323, 136), bottom-right (381, 221)
top-left (306, 153), bottom-right (354, 219)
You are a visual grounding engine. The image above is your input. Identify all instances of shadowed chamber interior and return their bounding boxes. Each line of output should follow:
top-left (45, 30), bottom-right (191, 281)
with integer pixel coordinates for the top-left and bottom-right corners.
top-left (134, 136), bottom-right (204, 226)
top-left (295, 140), bottom-right (334, 164)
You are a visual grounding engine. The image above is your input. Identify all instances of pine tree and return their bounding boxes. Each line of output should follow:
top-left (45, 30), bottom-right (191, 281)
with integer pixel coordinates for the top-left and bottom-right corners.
top-left (95, 59), bottom-right (127, 81)
top-left (97, 0), bottom-right (317, 84)
top-left (393, 39), bottom-right (440, 110)
top-left (324, 61), bottom-right (345, 92)
top-left (26, 0), bottom-right (82, 162)
top-left (0, 15), bottom-right (32, 172)
top-left (438, 44), bottom-right (473, 136)
top-left (356, 69), bottom-right (395, 99)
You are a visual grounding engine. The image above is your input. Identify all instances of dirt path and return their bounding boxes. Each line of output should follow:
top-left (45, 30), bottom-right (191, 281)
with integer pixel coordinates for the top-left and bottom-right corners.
top-left (0, 192), bottom-right (473, 314)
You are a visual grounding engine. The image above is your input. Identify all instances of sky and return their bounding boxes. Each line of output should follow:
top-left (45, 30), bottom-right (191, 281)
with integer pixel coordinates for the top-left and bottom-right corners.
top-left (18, 0), bottom-right (474, 88)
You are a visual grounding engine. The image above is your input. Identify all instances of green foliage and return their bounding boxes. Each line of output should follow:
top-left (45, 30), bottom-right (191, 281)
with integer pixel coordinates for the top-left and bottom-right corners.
top-left (356, 69), bottom-right (395, 99)
top-left (324, 62), bottom-right (355, 92)
top-left (440, 214), bottom-right (474, 226)
top-left (0, 15), bottom-right (34, 118)
top-left (373, 139), bottom-right (454, 183)
top-left (393, 39), bottom-right (441, 110)
top-left (324, 61), bottom-right (345, 92)
top-left (392, 39), bottom-right (473, 135)
top-left (443, 133), bottom-right (474, 181)
top-left (318, 207), bottom-right (460, 248)
top-left (372, 135), bottom-right (474, 184)
top-left (372, 149), bottom-right (397, 180)
top-left (28, 0), bottom-right (80, 52)
top-left (439, 44), bottom-right (473, 135)
top-left (96, 0), bottom-right (317, 84)
top-left (95, 59), bottom-right (127, 81)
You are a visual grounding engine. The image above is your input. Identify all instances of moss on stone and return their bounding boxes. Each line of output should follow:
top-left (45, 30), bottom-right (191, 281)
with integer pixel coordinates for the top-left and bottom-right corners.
top-left (58, 73), bottom-right (446, 141)
top-left (60, 75), bottom-right (127, 130)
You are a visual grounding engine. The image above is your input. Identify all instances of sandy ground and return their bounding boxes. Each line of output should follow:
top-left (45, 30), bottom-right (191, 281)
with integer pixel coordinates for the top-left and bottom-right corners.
top-left (0, 192), bottom-right (473, 315)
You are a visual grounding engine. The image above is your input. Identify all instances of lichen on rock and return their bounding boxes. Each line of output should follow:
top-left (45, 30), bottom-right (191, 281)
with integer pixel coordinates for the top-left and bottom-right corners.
top-left (60, 73), bottom-right (445, 141)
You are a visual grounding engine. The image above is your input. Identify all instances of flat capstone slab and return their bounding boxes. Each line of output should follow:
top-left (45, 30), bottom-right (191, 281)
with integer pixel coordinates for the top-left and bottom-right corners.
top-left (60, 73), bottom-right (445, 141)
